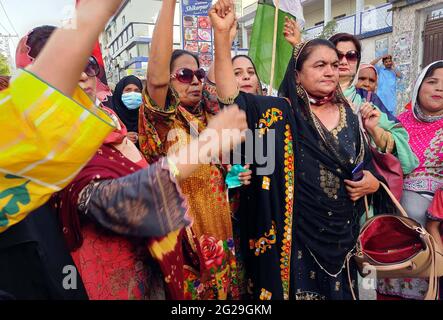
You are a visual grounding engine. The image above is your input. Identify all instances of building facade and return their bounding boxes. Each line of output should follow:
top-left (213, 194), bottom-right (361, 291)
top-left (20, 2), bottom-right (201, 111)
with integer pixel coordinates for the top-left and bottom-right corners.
top-left (101, 0), bottom-right (181, 84)
top-left (0, 36), bottom-right (12, 73)
top-left (238, 0), bottom-right (393, 63)
top-left (390, 0), bottom-right (443, 112)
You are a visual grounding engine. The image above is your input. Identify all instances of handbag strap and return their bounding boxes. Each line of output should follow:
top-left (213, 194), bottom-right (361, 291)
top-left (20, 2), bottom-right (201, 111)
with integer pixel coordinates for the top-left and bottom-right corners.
top-left (379, 181), bottom-right (408, 218)
top-left (424, 232), bottom-right (439, 300)
top-left (346, 251), bottom-right (358, 300)
top-left (364, 196), bottom-right (370, 221)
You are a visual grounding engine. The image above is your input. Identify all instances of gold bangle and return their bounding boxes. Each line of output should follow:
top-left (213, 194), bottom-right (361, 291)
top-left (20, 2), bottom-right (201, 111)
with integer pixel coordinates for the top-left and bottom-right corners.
top-left (385, 132), bottom-right (395, 153)
top-left (217, 88), bottom-right (240, 105)
top-left (378, 130), bottom-right (389, 152)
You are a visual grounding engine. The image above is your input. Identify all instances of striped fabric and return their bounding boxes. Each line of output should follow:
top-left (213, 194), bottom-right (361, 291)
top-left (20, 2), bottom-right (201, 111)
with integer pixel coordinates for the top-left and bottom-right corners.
top-left (0, 69), bottom-right (114, 232)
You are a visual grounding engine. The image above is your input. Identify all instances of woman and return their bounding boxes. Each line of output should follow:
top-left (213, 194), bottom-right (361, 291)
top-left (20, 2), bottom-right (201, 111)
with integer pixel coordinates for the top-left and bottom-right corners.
top-left (111, 75), bottom-right (143, 144)
top-left (210, 1), bottom-right (392, 300)
top-left (329, 33), bottom-right (418, 176)
top-left (56, 101), bottom-right (246, 300)
top-left (377, 61), bottom-right (443, 300)
top-left (7, 19), bottom-right (248, 301)
top-left (203, 18), bottom-right (262, 112)
top-left (0, 0), bottom-right (124, 299)
top-left (356, 63), bottom-right (378, 93)
top-left (139, 0), bottom-right (250, 300)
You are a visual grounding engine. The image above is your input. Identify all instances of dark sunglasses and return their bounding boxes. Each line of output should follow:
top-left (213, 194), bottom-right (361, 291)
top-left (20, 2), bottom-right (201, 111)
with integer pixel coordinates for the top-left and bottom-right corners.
top-left (84, 56), bottom-right (100, 77)
top-left (171, 68), bottom-right (206, 84)
top-left (337, 50), bottom-right (360, 62)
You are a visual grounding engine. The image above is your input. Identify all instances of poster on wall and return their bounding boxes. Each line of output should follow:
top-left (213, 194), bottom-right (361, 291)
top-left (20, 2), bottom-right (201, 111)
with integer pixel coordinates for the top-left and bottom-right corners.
top-left (375, 37), bottom-right (389, 58)
top-left (393, 32), bottom-right (413, 64)
top-left (181, 0), bottom-right (214, 69)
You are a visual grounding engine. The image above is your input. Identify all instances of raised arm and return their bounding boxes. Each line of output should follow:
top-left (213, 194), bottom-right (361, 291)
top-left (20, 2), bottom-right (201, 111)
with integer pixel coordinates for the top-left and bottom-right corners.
top-left (283, 16), bottom-right (302, 47)
top-left (27, 0), bottom-right (123, 97)
top-left (210, 0), bottom-right (239, 101)
top-left (206, 16), bottom-right (238, 84)
top-left (146, 0), bottom-right (176, 108)
top-left (370, 55), bottom-right (384, 66)
top-left (78, 104), bottom-right (247, 238)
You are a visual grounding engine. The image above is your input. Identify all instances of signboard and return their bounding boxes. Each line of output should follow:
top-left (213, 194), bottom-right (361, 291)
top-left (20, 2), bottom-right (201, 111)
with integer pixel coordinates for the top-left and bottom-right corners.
top-left (181, 0), bottom-right (214, 69)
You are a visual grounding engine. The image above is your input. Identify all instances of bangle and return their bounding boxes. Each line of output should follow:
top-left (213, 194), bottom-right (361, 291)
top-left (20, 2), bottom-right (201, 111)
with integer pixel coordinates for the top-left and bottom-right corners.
top-left (376, 129), bottom-right (388, 151)
top-left (166, 157), bottom-right (180, 178)
top-left (385, 132), bottom-right (395, 153)
top-left (217, 88), bottom-right (240, 105)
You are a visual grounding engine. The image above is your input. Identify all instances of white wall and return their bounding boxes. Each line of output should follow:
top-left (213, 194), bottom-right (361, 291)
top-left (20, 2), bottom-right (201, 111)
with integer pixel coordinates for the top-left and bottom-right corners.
top-left (360, 33), bottom-right (392, 64)
top-left (304, 0), bottom-right (388, 28)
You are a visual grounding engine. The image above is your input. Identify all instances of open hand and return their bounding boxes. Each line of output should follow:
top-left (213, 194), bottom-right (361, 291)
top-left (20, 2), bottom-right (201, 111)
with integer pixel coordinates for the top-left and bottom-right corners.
top-left (283, 16), bottom-right (302, 47)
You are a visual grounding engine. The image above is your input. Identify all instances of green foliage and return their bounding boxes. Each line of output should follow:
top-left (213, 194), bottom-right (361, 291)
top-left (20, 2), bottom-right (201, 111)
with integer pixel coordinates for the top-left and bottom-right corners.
top-left (318, 20), bottom-right (337, 40)
top-left (0, 53), bottom-right (11, 76)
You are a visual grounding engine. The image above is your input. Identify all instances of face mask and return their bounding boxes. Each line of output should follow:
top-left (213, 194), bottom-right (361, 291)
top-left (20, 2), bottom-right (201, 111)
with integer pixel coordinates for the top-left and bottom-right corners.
top-left (121, 92), bottom-right (142, 110)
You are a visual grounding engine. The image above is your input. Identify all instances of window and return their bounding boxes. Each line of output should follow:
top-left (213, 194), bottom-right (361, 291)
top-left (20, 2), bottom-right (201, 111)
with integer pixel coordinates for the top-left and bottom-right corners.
top-left (124, 30), bottom-right (128, 43)
top-left (122, 15), bottom-right (126, 26)
top-left (129, 25), bottom-right (134, 38)
top-left (108, 30), bottom-right (112, 39)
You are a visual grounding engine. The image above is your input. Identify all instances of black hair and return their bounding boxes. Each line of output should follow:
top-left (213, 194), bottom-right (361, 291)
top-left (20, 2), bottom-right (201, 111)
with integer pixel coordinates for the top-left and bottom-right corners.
top-left (232, 54), bottom-right (254, 64)
top-left (295, 39), bottom-right (339, 71)
top-left (382, 55), bottom-right (392, 62)
top-left (26, 25), bottom-right (57, 59)
top-left (232, 54), bottom-right (263, 95)
top-left (170, 49), bottom-right (200, 70)
top-left (423, 61), bottom-right (443, 79)
top-left (329, 32), bottom-right (362, 67)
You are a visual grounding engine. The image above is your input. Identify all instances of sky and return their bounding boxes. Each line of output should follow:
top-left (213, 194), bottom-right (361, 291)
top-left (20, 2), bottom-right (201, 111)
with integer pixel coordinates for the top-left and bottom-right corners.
top-left (0, 0), bottom-right (74, 61)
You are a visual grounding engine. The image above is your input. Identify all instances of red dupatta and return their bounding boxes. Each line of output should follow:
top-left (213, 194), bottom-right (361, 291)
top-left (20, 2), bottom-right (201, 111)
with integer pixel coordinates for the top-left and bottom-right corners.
top-left (56, 137), bottom-right (197, 299)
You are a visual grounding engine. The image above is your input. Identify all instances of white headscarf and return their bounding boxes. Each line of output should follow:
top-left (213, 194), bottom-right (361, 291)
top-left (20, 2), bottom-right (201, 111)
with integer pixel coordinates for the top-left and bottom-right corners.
top-left (411, 60), bottom-right (443, 122)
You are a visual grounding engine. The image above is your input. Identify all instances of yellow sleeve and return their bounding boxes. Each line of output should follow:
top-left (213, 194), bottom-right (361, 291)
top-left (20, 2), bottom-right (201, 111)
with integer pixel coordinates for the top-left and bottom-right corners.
top-left (0, 69), bottom-right (114, 232)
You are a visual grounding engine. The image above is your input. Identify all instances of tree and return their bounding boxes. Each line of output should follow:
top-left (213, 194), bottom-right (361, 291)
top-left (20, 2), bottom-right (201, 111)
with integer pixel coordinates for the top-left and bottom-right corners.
top-left (0, 53), bottom-right (11, 76)
top-left (318, 20), bottom-right (337, 40)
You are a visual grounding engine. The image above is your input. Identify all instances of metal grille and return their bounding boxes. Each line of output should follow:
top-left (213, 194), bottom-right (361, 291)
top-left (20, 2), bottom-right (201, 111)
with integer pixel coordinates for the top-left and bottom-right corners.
top-left (423, 14), bottom-right (443, 67)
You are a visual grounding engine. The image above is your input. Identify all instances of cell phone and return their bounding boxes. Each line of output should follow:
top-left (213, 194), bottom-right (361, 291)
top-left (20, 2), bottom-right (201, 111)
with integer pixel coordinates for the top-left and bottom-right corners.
top-left (352, 162), bottom-right (364, 181)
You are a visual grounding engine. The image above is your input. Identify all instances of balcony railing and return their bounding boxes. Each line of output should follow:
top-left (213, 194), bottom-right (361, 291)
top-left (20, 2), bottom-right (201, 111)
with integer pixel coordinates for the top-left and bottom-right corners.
top-left (360, 3), bottom-right (393, 35)
top-left (304, 3), bottom-right (393, 40)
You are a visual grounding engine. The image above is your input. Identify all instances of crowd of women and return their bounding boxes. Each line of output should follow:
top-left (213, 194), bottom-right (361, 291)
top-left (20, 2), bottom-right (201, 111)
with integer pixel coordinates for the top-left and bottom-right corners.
top-left (0, 0), bottom-right (441, 301)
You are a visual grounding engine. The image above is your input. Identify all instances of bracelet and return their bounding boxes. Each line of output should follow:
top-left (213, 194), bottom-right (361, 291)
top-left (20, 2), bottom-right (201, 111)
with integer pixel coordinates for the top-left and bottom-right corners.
top-left (217, 88), bottom-right (240, 105)
top-left (385, 131), bottom-right (395, 154)
top-left (166, 157), bottom-right (180, 178)
top-left (375, 129), bottom-right (388, 151)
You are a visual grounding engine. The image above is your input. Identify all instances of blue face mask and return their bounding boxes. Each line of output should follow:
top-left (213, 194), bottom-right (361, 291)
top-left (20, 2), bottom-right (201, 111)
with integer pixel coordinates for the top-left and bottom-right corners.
top-left (121, 92), bottom-right (142, 110)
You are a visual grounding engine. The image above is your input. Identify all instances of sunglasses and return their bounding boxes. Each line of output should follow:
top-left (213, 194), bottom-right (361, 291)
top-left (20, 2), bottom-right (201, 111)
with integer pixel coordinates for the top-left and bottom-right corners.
top-left (171, 68), bottom-right (206, 84)
top-left (84, 56), bottom-right (100, 77)
top-left (337, 50), bottom-right (360, 63)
